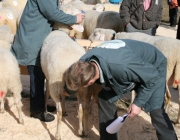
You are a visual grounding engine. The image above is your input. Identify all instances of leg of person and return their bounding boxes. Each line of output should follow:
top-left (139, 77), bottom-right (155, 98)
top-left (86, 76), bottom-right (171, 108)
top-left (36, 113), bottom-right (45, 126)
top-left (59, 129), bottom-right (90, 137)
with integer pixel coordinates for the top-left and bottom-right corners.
top-left (143, 26), bottom-right (157, 36)
top-left (27, 65), bottom-right (55, 122)
top-left (144, 77), bottom-right (177, 140)
top-left (171, 6), bottom-right (178, 27)
top-left (125, 23), bottom-right (139, 33)
top-left (176, 16), bottom-right (180, 39)
top-left (98, 89), bottom-right (118, 140)
top-left (126, 23), bottom-right (156, 36)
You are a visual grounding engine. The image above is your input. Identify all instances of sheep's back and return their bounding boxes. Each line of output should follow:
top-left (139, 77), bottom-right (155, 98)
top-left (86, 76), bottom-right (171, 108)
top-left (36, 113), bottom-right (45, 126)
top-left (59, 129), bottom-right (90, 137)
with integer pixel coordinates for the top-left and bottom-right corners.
top-left (41, 31), bottom-right (85, 81)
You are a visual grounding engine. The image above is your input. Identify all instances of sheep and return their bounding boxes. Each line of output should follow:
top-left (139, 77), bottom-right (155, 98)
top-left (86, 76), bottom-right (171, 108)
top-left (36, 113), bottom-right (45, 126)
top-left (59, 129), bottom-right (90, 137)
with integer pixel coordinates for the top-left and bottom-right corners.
top-left (0, 25), bottom-right (24, 124)
top-left (41, 30), bottom-right (101, 139)
top-left (83, 10), bottom-right (124, 39)
top-left (88, 28), bottom-right (116, 42)
top-left (62, 2), bottom-right (105, 12)
top-left (61, 1), bottom-right (98, 11)
top-left (115, 32), bottom-right (180, 124)
top-left (2, 0), bottom-right (27, 15)
top-left (0, 6), bottom-right (18, 34)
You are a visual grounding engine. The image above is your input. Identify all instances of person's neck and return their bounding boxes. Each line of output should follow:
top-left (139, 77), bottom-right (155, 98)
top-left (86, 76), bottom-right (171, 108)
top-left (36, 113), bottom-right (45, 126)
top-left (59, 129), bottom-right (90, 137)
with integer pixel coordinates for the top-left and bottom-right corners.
top-left (91, 62), bottom-right (100, 80)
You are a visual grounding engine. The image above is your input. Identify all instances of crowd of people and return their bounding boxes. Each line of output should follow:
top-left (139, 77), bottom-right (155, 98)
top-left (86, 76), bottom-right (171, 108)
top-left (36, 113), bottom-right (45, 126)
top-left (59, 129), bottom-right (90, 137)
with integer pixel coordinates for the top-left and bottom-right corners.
top-left (10, 0), bottom-right (179, 140)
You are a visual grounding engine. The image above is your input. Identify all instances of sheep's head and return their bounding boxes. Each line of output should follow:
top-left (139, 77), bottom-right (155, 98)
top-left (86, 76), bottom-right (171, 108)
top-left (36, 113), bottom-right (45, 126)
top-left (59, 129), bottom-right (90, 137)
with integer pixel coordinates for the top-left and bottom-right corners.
top-left (0, 25), bottom-right (14, 50)
top-left (89, 28), bottom-right (116, 42)
top-left (93, 4), bottom-right (104, 12)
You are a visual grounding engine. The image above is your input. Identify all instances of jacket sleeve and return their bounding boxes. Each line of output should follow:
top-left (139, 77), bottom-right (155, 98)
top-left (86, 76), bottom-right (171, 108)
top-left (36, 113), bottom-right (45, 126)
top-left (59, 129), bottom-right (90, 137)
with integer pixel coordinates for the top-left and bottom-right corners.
top-left (36, 0), bottom-right (76, 25)
top-left (156, 0), bottom-right (163, 26)
top-left (120, 0), bottom-right (131, 26)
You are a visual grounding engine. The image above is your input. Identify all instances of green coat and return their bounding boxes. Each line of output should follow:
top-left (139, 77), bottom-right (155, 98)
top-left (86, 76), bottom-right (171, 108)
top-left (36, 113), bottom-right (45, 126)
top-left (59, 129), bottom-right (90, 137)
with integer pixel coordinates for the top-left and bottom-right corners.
top-left (11, 0), bottom-right (76, 66)
top-left (80, 39), bottom-right (167, 112)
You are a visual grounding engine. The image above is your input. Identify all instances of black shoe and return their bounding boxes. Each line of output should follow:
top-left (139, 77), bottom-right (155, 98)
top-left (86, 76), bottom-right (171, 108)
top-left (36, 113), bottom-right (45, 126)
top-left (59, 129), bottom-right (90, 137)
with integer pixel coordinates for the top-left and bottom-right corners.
top-left (30, 111), bottom-right (55, 122)
top-left (47, 105), bottom-right (56, 112)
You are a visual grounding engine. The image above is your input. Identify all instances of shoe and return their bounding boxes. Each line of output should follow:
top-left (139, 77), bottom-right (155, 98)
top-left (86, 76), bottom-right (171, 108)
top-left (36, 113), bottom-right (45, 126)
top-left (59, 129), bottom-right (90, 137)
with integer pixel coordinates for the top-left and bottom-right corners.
top-left (47, 105), bottom-right (56, 112)
top-left (30, 111), bottom-right (55, 122)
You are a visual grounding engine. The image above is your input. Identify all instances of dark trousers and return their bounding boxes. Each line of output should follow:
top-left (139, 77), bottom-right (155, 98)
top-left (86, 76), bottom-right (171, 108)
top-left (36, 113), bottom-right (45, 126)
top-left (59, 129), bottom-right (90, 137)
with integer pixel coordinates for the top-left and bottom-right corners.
top-left (98, 91), bottom-right (178, 140)
top-left (169, 6), bottom-right (178, 27)
top-left (176, 16), bottom-right (180, 39)
top-left (126, 23), bottom-right (157, 36)
top-left (98, 90), bottom-right (118, 140)
top-left (27, 65), bottom-right (45, 113)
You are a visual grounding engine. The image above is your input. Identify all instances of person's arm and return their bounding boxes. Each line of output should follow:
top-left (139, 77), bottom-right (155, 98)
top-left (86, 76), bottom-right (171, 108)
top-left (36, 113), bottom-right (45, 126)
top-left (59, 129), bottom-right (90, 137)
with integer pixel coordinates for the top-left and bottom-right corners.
top-left (120, 0), bottom-right (131, 26)
top-left (36, 0), bottom-right (76, 25)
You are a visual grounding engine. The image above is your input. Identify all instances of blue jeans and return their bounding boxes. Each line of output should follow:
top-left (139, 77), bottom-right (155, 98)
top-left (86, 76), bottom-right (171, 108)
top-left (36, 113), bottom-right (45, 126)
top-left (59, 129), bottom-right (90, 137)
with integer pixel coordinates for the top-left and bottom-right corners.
top-left (27, 65), bottom-right (45, 113)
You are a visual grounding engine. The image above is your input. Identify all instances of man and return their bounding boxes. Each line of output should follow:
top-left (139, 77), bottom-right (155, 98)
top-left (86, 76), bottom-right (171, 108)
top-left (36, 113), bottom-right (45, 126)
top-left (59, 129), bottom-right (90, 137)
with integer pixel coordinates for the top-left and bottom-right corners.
top-left (65, 40), bottom-right (177, 140)
top-left (120, 0), bottom-right (163, 36)
top-left (11, 0), bottom-right (84, 122)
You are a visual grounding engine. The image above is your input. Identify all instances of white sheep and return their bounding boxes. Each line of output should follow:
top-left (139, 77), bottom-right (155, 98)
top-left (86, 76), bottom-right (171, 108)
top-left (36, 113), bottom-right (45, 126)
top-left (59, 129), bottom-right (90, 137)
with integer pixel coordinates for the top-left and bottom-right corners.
top-left (115, 32), bottom-right (180, 124)
top-left (61, 1), bottom-right (97, 11)
top-left (88, 28), bottom-right (116, 42)
top-left (41, 30), bottom-right (101, 139)
top-left (0, 6), bottom-right (18, 34)
top-left (2, 0), bottom-right (27, 15)
top-left (0, 25), bottom-right (24, 124)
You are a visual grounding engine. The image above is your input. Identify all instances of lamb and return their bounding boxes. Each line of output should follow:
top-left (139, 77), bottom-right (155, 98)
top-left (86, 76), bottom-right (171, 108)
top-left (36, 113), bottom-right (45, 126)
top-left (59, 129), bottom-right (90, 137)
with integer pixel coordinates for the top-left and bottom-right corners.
top-left (0, 6), bottom-right (18, 34)
top-left (0, 25), bottom-right (24, 124)
top-left (41, 30), bottom-right (101, 139)
top-left (115, 32), bottom-right (180, 124)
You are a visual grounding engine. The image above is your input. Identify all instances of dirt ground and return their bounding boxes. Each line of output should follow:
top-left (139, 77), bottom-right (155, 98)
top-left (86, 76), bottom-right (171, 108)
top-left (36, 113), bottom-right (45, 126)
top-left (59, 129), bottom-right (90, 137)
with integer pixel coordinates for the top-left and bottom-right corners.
top-left (0, 27), bottom-right (180, 140)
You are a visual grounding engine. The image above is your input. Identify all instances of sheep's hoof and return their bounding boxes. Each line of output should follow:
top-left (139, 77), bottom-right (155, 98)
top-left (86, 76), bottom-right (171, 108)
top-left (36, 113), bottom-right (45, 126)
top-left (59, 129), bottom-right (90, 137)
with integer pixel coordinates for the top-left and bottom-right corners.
top-left (19, 119), bottom-right (24, 125)
top-left (55, 134), bottom-right (61, 140)
top-left (79, 130), bottom-right (88, 138)
top-left (78, 129), bottom-right (83, 136)
top-left (0, 109), bottom-right (5, 113)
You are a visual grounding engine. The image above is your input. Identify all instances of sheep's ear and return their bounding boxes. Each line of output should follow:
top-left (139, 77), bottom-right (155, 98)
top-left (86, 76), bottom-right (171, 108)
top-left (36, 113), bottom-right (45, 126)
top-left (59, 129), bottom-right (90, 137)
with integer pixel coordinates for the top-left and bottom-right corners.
top-left (10, 34), bottom-right (15, 44)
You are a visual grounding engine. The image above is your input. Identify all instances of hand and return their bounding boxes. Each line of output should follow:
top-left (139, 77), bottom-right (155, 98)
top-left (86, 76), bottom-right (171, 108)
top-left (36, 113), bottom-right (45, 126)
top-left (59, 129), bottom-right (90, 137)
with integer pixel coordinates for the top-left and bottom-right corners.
top-left (76, 14), bottom-right (85, 24)
top-left (128, 104), bottom-right (141, 117)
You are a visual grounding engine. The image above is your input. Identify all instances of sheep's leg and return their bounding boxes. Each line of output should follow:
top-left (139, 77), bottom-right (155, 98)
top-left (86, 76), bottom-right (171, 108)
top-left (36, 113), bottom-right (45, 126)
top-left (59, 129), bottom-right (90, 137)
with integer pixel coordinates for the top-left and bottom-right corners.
top-left (83, 95), bottom-right (91, 137)
top-left (76, 92), bottom-right (83, 136)
top-left (45, 80), bottom-right (50, 112)
top-left (176, 83), bottom-right (180, 124)
top-left (131, 90), bottom-right (135, 104)
top-left (89, 97), bottom-right (94, 114)
top-left (164, 83), bottom-right (171, 112)
top-left (0, 90), bottom-right (5, 113)
top-left (61, 91), bottom-right (67, 116)
top-left (13, 95), bottom-right (24, 124)
top-left (55, 101), bottom-right (62, 140)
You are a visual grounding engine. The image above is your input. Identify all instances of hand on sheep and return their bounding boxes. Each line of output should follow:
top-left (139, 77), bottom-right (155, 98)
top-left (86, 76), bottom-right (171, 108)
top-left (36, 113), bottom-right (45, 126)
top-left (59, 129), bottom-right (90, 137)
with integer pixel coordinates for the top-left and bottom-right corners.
top-left (76, 14), bottom-right (85, 24)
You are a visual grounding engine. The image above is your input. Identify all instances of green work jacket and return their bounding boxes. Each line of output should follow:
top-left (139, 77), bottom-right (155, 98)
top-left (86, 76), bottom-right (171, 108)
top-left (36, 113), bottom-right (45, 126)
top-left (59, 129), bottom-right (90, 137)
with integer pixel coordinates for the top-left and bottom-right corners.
top-left (80, 39), bottom-right (167, 111)
top-left (11, 0), bottom-right (76, 66)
